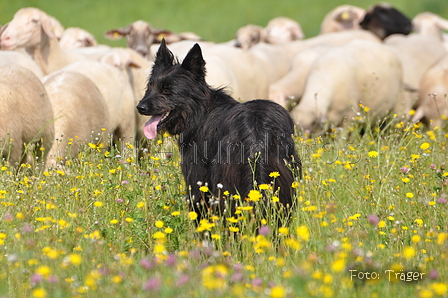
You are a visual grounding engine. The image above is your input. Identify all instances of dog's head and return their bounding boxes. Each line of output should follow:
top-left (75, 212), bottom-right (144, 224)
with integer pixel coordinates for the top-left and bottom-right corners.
top-left (136, 39), bottom-right (209, 139)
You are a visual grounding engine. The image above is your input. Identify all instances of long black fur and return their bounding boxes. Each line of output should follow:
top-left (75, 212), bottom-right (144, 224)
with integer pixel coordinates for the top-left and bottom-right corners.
top-left (137, 40), bottom-right (301, 221)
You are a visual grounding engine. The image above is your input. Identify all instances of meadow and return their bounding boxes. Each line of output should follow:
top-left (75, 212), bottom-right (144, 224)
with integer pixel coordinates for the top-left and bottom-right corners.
top-left (1, 1), bottom-right (448, 297)
top-left (0, 111), bottom-right (447, 298)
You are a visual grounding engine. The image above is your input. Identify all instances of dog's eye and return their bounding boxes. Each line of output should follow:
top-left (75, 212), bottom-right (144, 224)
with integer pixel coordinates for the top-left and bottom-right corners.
top-left (162, 88), bottom-right (170, 94)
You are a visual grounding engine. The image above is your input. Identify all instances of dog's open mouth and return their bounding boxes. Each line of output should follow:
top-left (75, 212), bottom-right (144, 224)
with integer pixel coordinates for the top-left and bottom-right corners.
top-left (143, 111), bottom-right (170, 139)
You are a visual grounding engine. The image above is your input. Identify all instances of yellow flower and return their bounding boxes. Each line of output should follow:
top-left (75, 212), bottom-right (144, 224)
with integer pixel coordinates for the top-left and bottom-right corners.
top-left (164, 227), bottom-right (173, 234)
top-left (431, 283), bottom-right (448, 296)
top-left (68, 254), bottom-right (82, 266)
top-left (402, 177), bottom-right (410, 183)
top-left (270, 285), bottom-right (286, 298)
top-left (155, 221), bottom-right (164, 228)
top-left (36, 265), bottom-right (51, 277)
top-left (420, 143), bottom-right (430, 150)
top-left (332, 258), bottom-right (346, 272)
top-left (188, 212), bottom-right (198, 221)
top-left (125, 218), bottom-right (134, 223)
top-left (199, 186), bottom-right (209, 192)
top-left (296, 226), bottom-right (310, 241)
top-left (112, 275), bottom-right (122, 283)
top-left (171, 211), bottom-right (180, 216)
top-left (403, 246), bottom-right (416, 260)
top-left (32, 288), bottom-right (47, 298)
top-left (406, 192), bottom-right (414, 198)
top-left (269, 172), bottom-right (280, 178)
top-left (278, 227), bottom-right (289, 235)
top-left (248, 190), bottom-right (262, 202)
top-left (411, 235), bottom-right (421, 243)
top-left (291, 181), bottom-right (299, 188)
top-left (152, 231), bottom-right (166, 239)
top-left (258, 184), bottom-right (269, 190)
top-left (110, 219), bottom-right (119, 224)
top-left (368, 151), bottom-right (378, 158)
top-left (93, 201), bottom-right (103, 207)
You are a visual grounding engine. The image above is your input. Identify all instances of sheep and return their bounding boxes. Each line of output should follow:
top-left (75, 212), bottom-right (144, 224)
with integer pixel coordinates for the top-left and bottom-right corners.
top-left (61, 60), bottom-right (136, 145)
top-left (0, 65), bottom-right (54, 165)
top-left (413, 12), bottom-right (448, 51)
top-left (384, 33), bottom-right (446, 113)
top-left (235, 24), bottom-right (267, 50)
top-left (412, 54), bottom-right (448, 126)
top-left (268, 44), bottom-right (333, 108)
top-left (290, 40), bottom-right (403, 132)
top-left (99, 47), bottom-right (153, 144)
top-left (104, 20), bottom-right (201, 59)
top-left (59, 27), bottom-right (98, 49)
top-left (0, 7), bottom-right (86, 75)
top-left (43, 70), bottom-right (109, 166)
top-left (264, 17), bottom-right (304, 44)
top-left (320, 5), bottom-right (366, 34)
top-left (267, 30), bottom-right (381, 108)
top-left (0, 50), bottom-right (44, 78)
top-left (235, 17), bottom-right (304, 50)
top-left (359, 3), bottom-right (412, 40)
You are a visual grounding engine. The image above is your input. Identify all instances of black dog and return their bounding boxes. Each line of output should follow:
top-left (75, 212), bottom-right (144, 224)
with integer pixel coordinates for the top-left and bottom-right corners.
top-left (137, 40), bottom-right (301, 221)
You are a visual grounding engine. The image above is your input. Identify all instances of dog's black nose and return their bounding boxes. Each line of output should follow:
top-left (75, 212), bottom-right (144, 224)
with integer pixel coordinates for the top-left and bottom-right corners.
top-left (136, 103), bottom-right (148, 115)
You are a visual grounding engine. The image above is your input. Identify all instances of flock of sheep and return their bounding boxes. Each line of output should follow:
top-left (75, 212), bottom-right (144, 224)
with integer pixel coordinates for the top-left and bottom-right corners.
top-left (0, 4), bottom-right (448, 166)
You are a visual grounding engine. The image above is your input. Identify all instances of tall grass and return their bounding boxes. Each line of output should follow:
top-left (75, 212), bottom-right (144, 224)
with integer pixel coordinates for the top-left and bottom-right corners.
top-left (0, 113), bottom-right (447, 297)
top-left (0, 0), bottom-right (447, 45)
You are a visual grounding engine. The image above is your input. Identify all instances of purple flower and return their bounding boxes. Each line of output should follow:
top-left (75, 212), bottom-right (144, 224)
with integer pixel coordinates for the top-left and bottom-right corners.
top-left (47, 275), bottom-right (58, 283)
top-left (115, 198), bottom-right (124, 204)
top-left (165, 254), bottom-right (176, 267)
top-left (30, 274), bottom-right (43, 285)
top-left (258, 225), bottom-right (270, 236)
top-left (367, 214), bottom-right (380, 226)
top-left (21, 223), bottom-right (34, 234)
top-left (121, 180), bottom-right (129, 185)
top-left (252, 277), bottom-right (263, 287)
top-left (437, 197), bottom-right (447, 204)
top-left (140, 257), bottom-right (156, 270)
top-left (428, 269), bottom-right (439, 279)
top-left (430, 164), bottom-right (437, 170)
top-left (175, 274), bottom-right (189, 287)
top-left (231, 272), bottom-right (244, 283)
top-left (143, 277), bottom-right (162, 291)
top-left (400, 167), bottom-right (409, 174)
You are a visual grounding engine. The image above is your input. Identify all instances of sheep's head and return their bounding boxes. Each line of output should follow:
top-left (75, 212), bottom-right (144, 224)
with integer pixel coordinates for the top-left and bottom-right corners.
top-left (1, 7), bottom-right (54, 50)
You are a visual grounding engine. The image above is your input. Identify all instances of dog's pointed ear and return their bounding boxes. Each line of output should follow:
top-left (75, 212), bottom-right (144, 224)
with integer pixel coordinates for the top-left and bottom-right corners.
top-left (181, 43), bottom-right (206, 79)
top-left (154, 39), bottom-right (175, 68)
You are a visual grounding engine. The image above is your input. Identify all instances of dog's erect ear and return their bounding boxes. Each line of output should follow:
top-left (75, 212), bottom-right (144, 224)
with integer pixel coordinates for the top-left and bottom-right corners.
top-left (181, 43), bottom-right (206, 79)
top-left (154, 39), bottom-right (175, 68)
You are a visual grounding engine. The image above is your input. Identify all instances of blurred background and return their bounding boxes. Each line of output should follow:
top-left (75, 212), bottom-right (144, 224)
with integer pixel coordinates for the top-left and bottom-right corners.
top-left (1, 0), bottom-right (447, 45)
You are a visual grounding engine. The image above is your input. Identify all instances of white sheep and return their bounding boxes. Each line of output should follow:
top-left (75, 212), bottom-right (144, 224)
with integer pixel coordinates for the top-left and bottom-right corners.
top-left (413, 53), bottom-right (448, 126)
top-left (384, 33), bottom-right (446, 114)
top-left (290, 40), bottom-right (403, 131)
top-left (105, 20), bottom-right (201, 59)
top-left (0, 7), bottom-right (86, 75)
top-left (0, 65), bottom-right (54, 165)
top-left (43, 70), bottom-right (109, 166)
top-left (0, 50), bottom-right (44, 78)
top-left (320, 5), bottom-right (366, 34)
top-left (268, 44), bottom-right (333, 108)
top-left (61, 60), bottom-right (136, 145)
top-left (267, 30), bottom-right (381, 108)
top-left (235, 17), bottom-right (304, 50)
top-left (59, 27), bottom-right (98, 49)
top-left (413, 12), bottom-right (448, 51)
top-left (99, 47), bottom-right (153, 144)
top-left (235, 24), bottom-right (267, 50)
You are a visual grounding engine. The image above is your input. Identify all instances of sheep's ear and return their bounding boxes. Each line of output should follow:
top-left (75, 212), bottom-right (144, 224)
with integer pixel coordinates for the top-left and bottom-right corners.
top-left (41, 15), bottom-right (55, 39)
top-left (154, 39), bottom-right (175, 68)
top-left (181, 43), bottom-right (205, 79)
top-left (104, 26), bottom-right (131, 40)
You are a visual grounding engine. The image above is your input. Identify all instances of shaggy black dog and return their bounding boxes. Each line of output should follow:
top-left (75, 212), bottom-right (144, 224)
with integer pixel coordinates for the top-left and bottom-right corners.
top-left (137, 40), bottom-right (301, 221)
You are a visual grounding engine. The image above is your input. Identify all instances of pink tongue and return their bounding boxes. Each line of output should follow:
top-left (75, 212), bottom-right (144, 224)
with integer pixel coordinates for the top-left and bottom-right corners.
top-left (143, 115), bottom-right (163, 139)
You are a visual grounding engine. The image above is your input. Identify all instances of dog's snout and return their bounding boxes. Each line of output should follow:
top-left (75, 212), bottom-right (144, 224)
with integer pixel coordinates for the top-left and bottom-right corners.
top-left (136, 102), bottom-right (149, 115)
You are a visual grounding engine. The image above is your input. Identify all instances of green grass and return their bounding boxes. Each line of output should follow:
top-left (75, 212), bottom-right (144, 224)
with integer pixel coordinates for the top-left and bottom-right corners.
top-left (0, 114), bottom-right (447, 297)
top-left (0, 0), bottom-right (447, 45)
